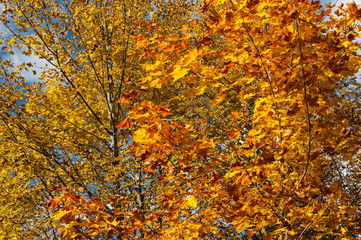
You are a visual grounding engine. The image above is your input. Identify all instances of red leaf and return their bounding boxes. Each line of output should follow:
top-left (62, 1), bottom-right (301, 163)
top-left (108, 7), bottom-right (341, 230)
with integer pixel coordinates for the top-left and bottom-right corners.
top-left (115, 117), bottom-right (132, 129)
top-left (118, 89), bottom-right (140, 103)
top-left (135, 150), bottom-right (151, 161)
top-left (221, 61), bottom-right (235, 75)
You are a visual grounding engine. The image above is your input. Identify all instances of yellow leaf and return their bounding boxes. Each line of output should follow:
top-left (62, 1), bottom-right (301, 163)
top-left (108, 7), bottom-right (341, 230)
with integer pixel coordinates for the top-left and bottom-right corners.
top-left (133, 128), bottom-right (149, 143)
top-left (232, 218), bottom-right (252, 232)
top-left (196, 85), bottom-right (207, 95)
top-left (183, 48), bottom-right (199, 66)
top-left (225, 170), bottom-right (239, 179)
top-left (111, 218), bottom-right (118, 227)
top-left (172, 67), bottom-right (189, 80)
top-left (54, 210), bottom-right (71, 220)
top-left (211, 93), bottom-right (226, 108)
top-left (149, 77), bottom-right (162, 88)
top-left (186, 195), bottom-right (197, 208)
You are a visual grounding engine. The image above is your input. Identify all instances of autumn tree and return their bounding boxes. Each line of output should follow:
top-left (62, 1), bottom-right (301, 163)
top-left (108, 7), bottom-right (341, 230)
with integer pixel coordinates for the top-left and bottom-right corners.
top-left (0, 0), bottom-right (199, 238)
top-left (0, 0), bottom-right (361, 239)
top-left (131, 0), bottom-right (361, 239)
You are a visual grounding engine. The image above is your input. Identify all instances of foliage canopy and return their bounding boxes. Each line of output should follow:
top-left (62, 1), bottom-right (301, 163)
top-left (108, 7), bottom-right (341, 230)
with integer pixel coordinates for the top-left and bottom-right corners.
top-left (0, 0), bottom-right (361, 239)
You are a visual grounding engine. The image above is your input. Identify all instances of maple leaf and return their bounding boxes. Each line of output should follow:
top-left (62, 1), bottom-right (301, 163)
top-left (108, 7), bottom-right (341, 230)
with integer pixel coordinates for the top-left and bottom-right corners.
top-left (184, 195), bottom-right (197, 208)
top-left (135, 150), bottom-right (151, 161)
top-left (183, 48), bottom-right (199, 66)
top-left (221, 61), bottom-right (235, 75)
top-left (115, 117), bottom-right (132, 129)
top-left (172, 67), bottom-right (189, 80)
top-left (133, 128), bottom-right (149, 143)
top-left (118, 89), bottom-right (140, 103)
top-left (45, 198), bottom-right (61, 210)
top-left (2, 0), bottom-right (361, 239)
top-left (158, 106), bottom-right (172, 116)
top-left (54, 210), bottom-right (71, 220)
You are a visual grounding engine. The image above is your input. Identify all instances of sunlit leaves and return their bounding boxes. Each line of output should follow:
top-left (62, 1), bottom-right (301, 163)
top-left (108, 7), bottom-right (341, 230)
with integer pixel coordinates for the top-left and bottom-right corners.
top-left (115, 117), bottom-right (132, 129)
top-left (131, 0), bottom-right (361, 239)
top-left (1, 0), bottom-right (361, 239)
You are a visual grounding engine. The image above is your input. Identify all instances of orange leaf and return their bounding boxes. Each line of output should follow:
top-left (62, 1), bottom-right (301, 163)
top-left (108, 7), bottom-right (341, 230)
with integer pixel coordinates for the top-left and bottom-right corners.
top-left (54, 210), bottom-right (71, 220)
top-left (116, 117), bottom-right (132, 129)
top-left (118, 89), bottom-right (140, 103)
top-left (221, 61), bottom-right (235, 75)
top-left (45, 198), bottom-right (62, 210)
top-left (158, 106), bottom-right (172, 116)
top-left (121, 201), bottom-right (132, 205)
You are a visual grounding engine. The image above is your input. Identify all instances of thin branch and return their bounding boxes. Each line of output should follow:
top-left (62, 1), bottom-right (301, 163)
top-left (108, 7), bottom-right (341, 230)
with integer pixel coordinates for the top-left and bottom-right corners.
top-left (240, 13), bottom-right (283, 141)
top-left (296, 18), bottom-right (312, 184)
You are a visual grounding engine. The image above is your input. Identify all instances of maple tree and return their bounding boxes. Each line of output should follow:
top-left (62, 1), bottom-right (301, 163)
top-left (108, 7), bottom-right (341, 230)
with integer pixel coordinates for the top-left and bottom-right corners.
top-left (0, 0), bottom-right (361, 239)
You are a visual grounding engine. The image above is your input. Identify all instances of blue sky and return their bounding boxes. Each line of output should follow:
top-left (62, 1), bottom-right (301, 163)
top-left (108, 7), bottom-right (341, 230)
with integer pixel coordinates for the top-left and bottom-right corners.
top-left (0, 3), bottom-right (49, 83)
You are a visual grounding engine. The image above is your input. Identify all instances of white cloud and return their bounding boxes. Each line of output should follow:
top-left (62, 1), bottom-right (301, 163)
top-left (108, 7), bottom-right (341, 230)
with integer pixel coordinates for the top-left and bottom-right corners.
top-left (320, 0), bottom-right (357, 5)
top-left (5, 46), bottom-right (50, 83)
top-left (0, 4), bottom-right (50, 83)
